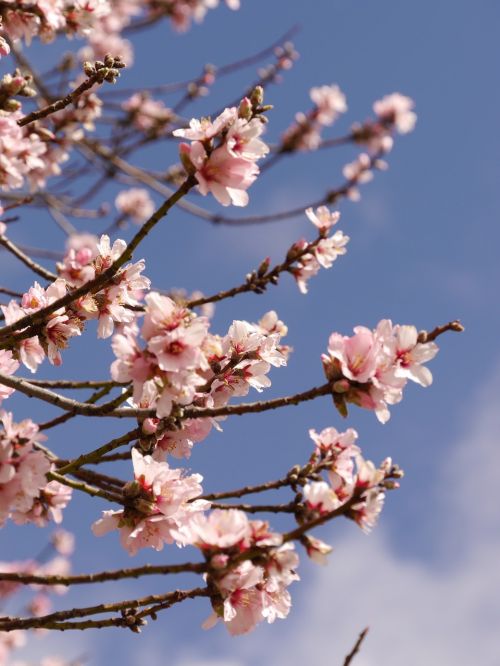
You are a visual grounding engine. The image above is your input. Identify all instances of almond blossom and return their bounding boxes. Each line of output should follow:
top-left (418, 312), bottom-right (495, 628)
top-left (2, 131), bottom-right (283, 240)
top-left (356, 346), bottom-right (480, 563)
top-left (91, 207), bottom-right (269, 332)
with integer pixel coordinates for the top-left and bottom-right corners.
top-left (303, 428), bottom-right (401, 539)
top-left (322, 320), bottom-right (438, 422)
top-left (0, 412), bottom-right (53, 527)
top-left (0, 351), bottom-right (20, 403)
top-left (115, 188), bottom-right (155, 224)
top-left (282, 84), bottom-right (347, 151)
top-left (173, 509), bottom-right (298, 635)
top-left (122, 93), bottom-right (173, 133)
top-left (290, 207), bottom-right (349, 293)
top-left (174, 101), bottom-right (268, 207)
top-left (352, 93), bottom-right (417, 154)
top-left (92, 449), bottom-right (208, 555)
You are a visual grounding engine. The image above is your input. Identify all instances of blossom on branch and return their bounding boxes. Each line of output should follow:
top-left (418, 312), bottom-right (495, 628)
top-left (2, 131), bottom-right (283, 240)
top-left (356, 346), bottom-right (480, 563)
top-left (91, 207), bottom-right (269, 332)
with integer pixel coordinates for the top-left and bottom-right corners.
top-left (92, 448), bottom-right (208, 555)
top-left (323, 320), bottom-right (439, 422)
top-left (174, 98), bottom-right (269, 206)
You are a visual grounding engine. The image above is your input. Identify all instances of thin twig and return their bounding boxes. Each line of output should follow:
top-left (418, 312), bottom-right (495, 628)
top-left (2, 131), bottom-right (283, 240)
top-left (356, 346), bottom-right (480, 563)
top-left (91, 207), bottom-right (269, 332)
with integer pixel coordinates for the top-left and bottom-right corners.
top-left (343, 628), bottom-right (369, 666)
top-left (0, 587), bottom-right (209, 631)
top-left (17, 70), bottom-right (111, 127)
top-left (57, 428), bottom-right (140, 475)
top-left (0, 562), bottom-right (207, 587)
top-left (0, 233), bottom-right (58, 281)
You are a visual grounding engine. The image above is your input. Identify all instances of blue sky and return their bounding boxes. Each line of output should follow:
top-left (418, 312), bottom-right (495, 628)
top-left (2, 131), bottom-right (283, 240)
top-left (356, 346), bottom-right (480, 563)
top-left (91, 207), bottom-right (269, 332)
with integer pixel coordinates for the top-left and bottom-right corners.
top-left (1, 0), bottom-right (499, 663)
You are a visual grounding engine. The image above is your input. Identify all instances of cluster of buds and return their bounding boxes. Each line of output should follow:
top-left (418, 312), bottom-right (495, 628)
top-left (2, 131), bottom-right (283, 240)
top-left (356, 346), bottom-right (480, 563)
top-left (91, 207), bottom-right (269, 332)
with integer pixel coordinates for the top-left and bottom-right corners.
top-left (0, 70), bottom-right (36, 113)
top-left (82, 54), bottom-right (126, 84)
top-left (255, 41), bottom-right (299, 90)
top-left (184, 63), bottom-right (216, 102)
top-left (323, 320), bottom-right (439, 423)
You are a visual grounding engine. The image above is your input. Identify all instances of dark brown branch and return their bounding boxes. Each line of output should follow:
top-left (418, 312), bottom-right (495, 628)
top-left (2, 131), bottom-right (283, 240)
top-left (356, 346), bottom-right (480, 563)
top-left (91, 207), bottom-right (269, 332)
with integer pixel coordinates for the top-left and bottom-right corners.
top-left (0, 587), bottom-right (209, 631)
top-left (0, 233), bottom-right (58, 281)
top-left (182, 383), bottom-right (333, 420)
top-left (343, 628), bottom-right (369, 666)
top-left (210, 501), bottom-right (296, 513)
top-left (187, 232), bottom-right (326, 308)
top-left (17, 62), bottom-right (121, 127)
top-left (0, 562), bottom-right (207, 587)
top-left (38, 384), bottom-right (114, 431)
top-left (57, 428), bottom-right (139, 475)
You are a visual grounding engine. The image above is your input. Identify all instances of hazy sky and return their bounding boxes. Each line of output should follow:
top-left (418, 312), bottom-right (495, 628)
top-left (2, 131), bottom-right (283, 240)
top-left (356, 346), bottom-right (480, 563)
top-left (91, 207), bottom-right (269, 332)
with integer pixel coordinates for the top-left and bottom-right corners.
top-left (1, 1), bottom-right (498, 664)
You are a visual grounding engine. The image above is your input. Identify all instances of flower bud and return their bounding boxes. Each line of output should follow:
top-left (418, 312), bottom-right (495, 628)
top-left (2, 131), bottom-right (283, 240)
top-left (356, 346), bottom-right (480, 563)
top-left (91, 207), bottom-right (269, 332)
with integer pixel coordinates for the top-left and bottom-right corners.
top-left (179, 143), bottom-right (196, 175)
top-left (238, 96), bottom-right (252, 120)
top-left (250, 85), bottom-right (264, 107)
top-left (4, 99), bottom-right (21, 112)
top-left (257, 256), bottom-right (270, 277)
top-left (83, 61), bottom-right (95, 77)
top-left (142, 417), bottom-right (159, 435)
top-left (122, 480), bottom-right (141, 499)
top-left (210, 553), bottom-right (229, 569)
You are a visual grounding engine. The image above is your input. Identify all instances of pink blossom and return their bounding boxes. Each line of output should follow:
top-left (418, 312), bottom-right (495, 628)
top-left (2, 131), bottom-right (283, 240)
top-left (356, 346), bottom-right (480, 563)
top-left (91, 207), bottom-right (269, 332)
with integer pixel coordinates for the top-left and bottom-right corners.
top-left (302, 535), bottom-right (333, 565)
top-left (0, 350), bottom-right (19, 403)
top-left (92, 449), bottom-right (208, 555)
top-left (304, 481), bottom-right (341, 514)
top-left (391, 323), bottom-right (438, 387)
top-left (173, 107), bottom-right (237, 142)
top-left (305, 206), bottom-right (341, 233)
top-left (226, 117), bottom-right (269, 161)
top-left (51, 529), bottom-right (75, 556)
top-left (182, 141), bottom-right (259, 206)
top-left (327, 326), bottom-right (380, 383)
top-left (309, 84), bottom-right (347, 125)
top-left (173, 508), bottom-right (251, 550)
top-left (374, 93), bottom-right (417, 134)
top-left (115, 188), bottom-right (155, 224)
top-left (122, 93), bottom-right (173, 132)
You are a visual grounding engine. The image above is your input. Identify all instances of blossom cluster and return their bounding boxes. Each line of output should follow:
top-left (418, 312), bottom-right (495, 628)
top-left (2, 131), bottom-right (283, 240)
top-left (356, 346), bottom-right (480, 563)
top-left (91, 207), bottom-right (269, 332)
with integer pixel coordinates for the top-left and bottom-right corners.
top-left (173, 508), bottom-right (299, 635)
top-left (174, 96), bottom-right (270, 206)
top-left (0, 111), bottom-right (48, 191)
top-left (0, 94), bottom-right (102, 193)
top-left (304, 426), bottom-right (401, 537)
top-left (282, 84), bottom-right (347, 151)
top-left (111, 291), bottom-right (288, 424)
top-left (290, 206), bottom-right (349, 293)
top-left (115, 187), bottom-right (155, 225)
top-left (323, 320), bottom-right (439, 423)
top-left (92, 448), bottom-right (209, 555)
top-left (0, 0), bottom-right (111, 47)
top-left (0, 412), bottom-right (70, 527)
top-left (149, 0), bottom-right (240, 33)
top-left (353, 92), bottom-right (417, 154)
top-left (0, 0), bottom-right (241, 66)
top-left (121, 93), bottom-right (174, 135)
